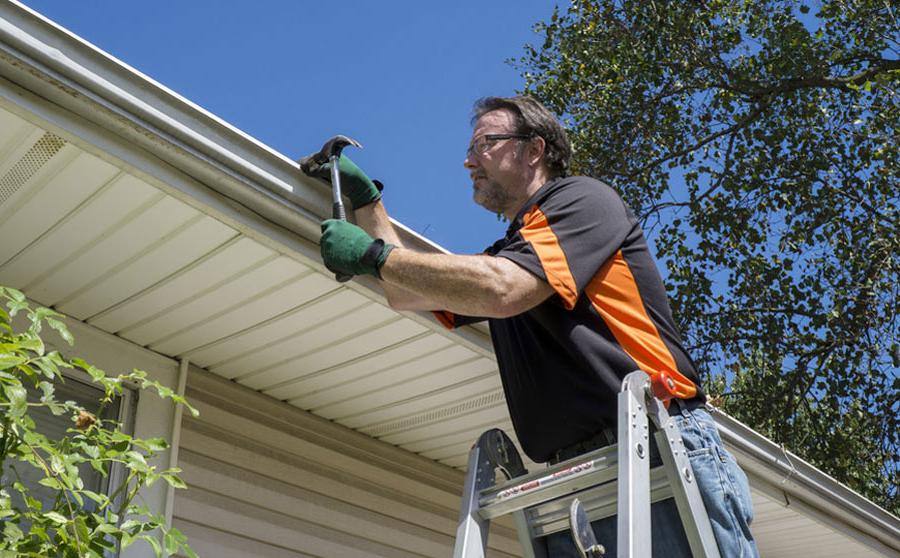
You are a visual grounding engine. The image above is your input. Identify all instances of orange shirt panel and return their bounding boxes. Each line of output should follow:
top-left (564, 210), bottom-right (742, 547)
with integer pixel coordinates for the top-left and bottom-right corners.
top-left (519, 206), bottom-right (579, 310)
top-left (586, 252), bottom-right (697, 399)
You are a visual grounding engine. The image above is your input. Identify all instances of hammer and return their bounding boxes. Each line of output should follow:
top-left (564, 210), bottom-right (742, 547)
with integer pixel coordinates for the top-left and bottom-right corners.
top-left (313, 134), bottom-right (362, 282)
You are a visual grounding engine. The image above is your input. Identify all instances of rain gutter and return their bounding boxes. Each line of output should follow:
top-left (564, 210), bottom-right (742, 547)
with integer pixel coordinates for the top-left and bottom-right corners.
top-left (714, 409), bottom-right (900, 555)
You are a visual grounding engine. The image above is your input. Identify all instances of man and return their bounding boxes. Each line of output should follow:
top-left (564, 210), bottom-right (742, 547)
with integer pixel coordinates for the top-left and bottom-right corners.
top-left (304, 96), bottom-right (757, 557)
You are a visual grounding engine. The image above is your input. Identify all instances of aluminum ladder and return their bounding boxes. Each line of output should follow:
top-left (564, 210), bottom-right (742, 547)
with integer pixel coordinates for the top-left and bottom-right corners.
top-left (452, 370), bottom-right (721, 558)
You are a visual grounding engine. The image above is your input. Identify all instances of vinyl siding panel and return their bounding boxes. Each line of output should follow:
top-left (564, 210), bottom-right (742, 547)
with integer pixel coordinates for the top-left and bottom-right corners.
top-left (177, 370), bottom-right (522, 557)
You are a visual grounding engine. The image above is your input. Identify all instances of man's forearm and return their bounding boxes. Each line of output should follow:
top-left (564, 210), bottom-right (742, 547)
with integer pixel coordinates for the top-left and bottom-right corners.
top-left (353, 201), bottom-right (401, 246)
top-left (352, 202), bottom-right (439, 309)
top-left (379, 248), bottom-right (548, 317)
top-left (351, 202), bottom-right (552, 316)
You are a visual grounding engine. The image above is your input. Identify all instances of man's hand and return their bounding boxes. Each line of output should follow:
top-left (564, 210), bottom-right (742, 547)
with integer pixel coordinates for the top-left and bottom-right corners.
top-left (300, 153), bottom-right (383, 209)
top-left (320, 219), bottom-right (394, 278)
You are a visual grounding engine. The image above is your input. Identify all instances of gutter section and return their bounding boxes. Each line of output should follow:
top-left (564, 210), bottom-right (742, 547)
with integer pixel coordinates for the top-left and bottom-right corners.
top-left (714, 409), bottom-right (900, 555)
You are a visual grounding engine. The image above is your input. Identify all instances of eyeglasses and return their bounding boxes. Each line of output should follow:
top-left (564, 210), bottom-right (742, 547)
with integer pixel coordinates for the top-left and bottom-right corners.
top-left (466, 133), bottom-right (532, 158)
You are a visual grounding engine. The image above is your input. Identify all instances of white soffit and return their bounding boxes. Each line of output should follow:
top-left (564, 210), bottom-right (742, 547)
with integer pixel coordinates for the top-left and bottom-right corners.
top-left (0, 107), bottom-right (515, 473)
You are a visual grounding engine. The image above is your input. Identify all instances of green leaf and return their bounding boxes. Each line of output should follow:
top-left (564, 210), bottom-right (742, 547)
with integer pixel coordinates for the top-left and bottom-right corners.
top-left (140, 534), bottom-right (162, 557)
top-left (44, 511), bottom-right (69, 524)
top-left (93, 522), bottom-right (120, 536)
top-left (6, 299), bottom-right (27, 318)
top-left (143, 437), bottom-right (169, 452)
top-left (72, 358), bottom-right (106, 382)
top-left (46, 317), bottom-right (74, 346)
top-left (0, 354), bottom-right (27, 371)
top-left (2, 522), bottom-right (23, 543)
top-left (38, 477), bottom-right (62, 490)
top-left (3, 384), bottom-right (27, 417)
top-left (17, 336), bottom-right (44, 355)
top-left (120, 519), bottom-right (142, 532)
top-left (183, 542), bottom-right (200, 558)
top-left (25, 493), bottom-right (42, 510)
top-left (38, 380), bottom-right (55, 402)
top-left (1, 286), bottom-right (25, 303)
top-left (164, 529), bottom-right (179, 554)
top-left (162, 473), bottom-right (187, 489)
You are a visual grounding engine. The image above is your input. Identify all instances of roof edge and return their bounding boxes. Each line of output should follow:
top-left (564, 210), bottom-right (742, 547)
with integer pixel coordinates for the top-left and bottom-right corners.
top-left (714, 408), bottom-right (900, 553)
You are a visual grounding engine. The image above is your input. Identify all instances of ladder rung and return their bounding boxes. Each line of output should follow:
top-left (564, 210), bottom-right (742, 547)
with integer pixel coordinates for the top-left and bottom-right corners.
top-left (527, 467), bottom-right (675, 537)
top-left (477, 445), bottom-right (618, 519)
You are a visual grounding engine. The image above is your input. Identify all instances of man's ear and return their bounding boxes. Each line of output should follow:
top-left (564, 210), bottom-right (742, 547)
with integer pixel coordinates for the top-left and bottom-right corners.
top-left (527, 136), bottom-right (546, 167)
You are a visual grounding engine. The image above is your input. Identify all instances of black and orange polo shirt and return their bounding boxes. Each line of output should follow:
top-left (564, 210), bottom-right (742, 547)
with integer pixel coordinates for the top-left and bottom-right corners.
top-left (435, 176), bottom-right (705, 463)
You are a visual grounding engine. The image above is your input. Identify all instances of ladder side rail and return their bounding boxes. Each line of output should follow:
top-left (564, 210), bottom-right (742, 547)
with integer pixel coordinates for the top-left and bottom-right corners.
top-left (453, 445), bottom-right (492, 558)
top-left (649, 401), bottom-right (721, 558)
top-left (617, 372), bottom-right (653, 558)
top-left (512, 509), bottom-right (547, 558)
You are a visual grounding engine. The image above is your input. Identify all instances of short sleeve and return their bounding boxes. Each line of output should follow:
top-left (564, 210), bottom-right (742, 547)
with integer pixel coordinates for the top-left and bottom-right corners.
top-left (432, 311), bottom-right (487, 330)
top-left (495, 178), bottom-right (633, 310)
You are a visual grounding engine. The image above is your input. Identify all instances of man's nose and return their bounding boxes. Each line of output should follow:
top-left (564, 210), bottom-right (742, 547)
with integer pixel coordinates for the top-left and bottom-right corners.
top-left (464, 153), bottom-right (477, 169)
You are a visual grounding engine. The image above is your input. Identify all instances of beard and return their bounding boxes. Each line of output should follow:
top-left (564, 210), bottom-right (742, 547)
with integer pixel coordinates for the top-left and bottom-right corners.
top-left (472, 176), bottom-right (516, 214)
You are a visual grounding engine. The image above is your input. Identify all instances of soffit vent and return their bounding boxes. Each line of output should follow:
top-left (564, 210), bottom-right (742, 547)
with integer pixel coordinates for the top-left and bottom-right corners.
top-left (361, 389), bottom-right (506, 438)
top-left (0, 132), bottom-right (66, 207)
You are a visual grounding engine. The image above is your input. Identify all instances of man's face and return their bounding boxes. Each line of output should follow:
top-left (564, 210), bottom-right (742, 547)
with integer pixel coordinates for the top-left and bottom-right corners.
top-left (464, 110), bottom-right (530, 215)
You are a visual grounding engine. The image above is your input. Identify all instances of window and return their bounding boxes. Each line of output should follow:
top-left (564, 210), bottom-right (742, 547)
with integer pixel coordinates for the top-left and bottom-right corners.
top-left (2, 371), bottom-right (135, 528)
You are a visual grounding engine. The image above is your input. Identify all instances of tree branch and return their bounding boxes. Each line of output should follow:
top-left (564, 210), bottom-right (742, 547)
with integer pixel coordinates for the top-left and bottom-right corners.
top-left (626, 101), bottom-right (770, 178)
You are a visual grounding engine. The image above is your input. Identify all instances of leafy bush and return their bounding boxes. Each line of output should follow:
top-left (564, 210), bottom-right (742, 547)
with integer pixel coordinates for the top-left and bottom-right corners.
top-left (0, 286), bottom-right (197, 557)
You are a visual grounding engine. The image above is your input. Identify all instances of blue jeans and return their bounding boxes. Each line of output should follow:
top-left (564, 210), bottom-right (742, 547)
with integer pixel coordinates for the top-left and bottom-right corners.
top-left (545, 407), bottom-right (759, 557)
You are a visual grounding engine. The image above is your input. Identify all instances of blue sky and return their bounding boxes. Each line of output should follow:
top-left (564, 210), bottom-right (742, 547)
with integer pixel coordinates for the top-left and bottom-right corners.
top-left (21, 0), bottom-right (562, 254)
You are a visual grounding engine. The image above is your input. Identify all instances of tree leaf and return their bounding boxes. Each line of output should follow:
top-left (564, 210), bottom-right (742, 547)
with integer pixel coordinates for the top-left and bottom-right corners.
top-left (45, 317), bottom-right (74, 346)
top-left (3, 384), bottom-right (27, 417)
top-left (162, 473), bottom-right (187, 489)
top-left (0, 354), bottom-right (27, 371)
top-left (140, 534), bottom-right (162, 557)
top-left (44, 511), bottom-right (69, 524)
top-left (143, 437), bottom-right (169, 452)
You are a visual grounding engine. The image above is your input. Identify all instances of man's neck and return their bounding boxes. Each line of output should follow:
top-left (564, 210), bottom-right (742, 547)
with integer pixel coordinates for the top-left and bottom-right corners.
top-left (503, 168), bottom-right (553, 221)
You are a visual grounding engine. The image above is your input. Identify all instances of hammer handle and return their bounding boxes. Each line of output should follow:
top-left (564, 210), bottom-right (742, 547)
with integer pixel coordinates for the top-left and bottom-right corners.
top-left (329, 154), bottom-right (352, 283)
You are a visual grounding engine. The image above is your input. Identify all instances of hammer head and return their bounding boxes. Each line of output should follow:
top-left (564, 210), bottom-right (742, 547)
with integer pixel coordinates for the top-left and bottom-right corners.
top-left (315, 134), bottom-right (363, 164)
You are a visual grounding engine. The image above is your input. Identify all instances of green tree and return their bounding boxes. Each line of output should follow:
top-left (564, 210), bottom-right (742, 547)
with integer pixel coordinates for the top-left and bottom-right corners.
top-left (517, 0), bottom-right (898, 511)
top-left (0, 287), bottom-right (198, 557)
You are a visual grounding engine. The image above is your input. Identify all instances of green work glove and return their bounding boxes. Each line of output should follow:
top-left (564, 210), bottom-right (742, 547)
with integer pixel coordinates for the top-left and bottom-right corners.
top-left (320, 219), bottom-right (394, 278)
top-left (299, 153), bottom-right (383, 209)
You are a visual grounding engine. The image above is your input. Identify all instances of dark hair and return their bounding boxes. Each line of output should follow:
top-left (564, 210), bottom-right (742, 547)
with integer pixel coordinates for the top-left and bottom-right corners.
top-left (472, 96), bottom-right (571, 177)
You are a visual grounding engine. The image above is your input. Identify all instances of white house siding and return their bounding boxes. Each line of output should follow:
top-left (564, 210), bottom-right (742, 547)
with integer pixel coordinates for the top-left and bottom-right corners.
top-left (174, 368), bottom-right (522, 557)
